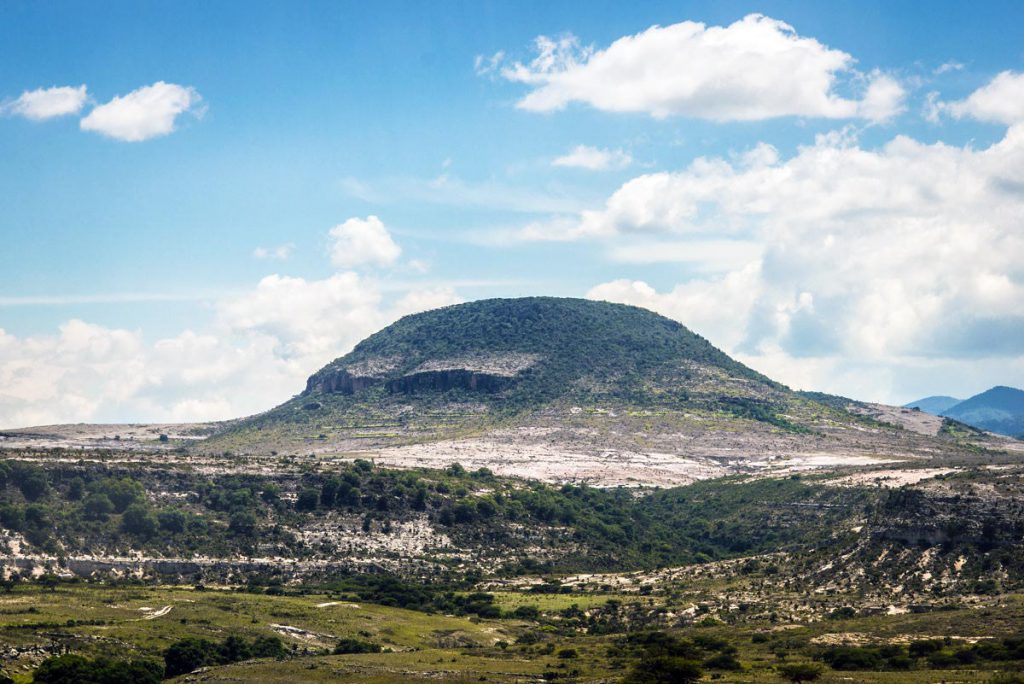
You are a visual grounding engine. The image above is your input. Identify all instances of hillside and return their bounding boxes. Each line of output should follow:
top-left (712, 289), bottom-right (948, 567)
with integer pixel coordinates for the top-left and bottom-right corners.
top-left (941, 385), bottom-right (1024, 437)
top-left (3, 299), bottom-right (1024, 682)
top-left (904, 395), bottom-right (961, 414)
top-left (301, 296), bottom-right (773, 406)
top-left (199, 297), bottom-right (1010, 486)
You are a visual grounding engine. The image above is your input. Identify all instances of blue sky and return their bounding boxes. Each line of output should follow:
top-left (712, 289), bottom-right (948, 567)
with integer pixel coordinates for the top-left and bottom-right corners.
top-left (2, 1), bottom-right (1023, 426)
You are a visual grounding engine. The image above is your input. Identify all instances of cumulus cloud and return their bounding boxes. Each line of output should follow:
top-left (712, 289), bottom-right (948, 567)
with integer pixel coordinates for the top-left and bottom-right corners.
top-left (80, 81), bottom-right (202, 141)
top-left (328, 216), bottom-right (402, 269)
top-left (576, 123), bottom-right (1024, 400)
top-left (252, 243), bottom-right (294, 260)
top-left (553, 145), bottom-right (633, 170)
top-left (0, 274), bottom-right (462, 428)
top-left (587, 263), bottom-right (763, 352)
top-left (0, 217), bottom-right (466, 428)
top-left (218, 272), bottom-right (390, 360)
top-left (941, 70), bottom-right (1024, 125)
top-left (934, 61), bottom-right (964, 75)
top-left (2, 85), bottom-right (87, 120)
top-left (492, 14), bottom-right (904, 122)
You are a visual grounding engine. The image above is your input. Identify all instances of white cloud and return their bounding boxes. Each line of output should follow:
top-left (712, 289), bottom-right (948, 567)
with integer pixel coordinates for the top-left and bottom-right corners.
top-left (575, 123), bottom-right (1024, 401)
top-left (553, 145), bottom-right (633, 170)
top-left (0, 273), bottom-right (462, 428)
top-left (80, 81), bottom-right (202, 141)
top-left (2, 85), bottom-right (87, 120)
top-left (856, 71), bottom-right (906, 122)
top-left (494, 14), bottom-right (903, 123)
top-left (473, 51), bottom-right (505, 76)
top-left (587, 262), bottom-right (763, 352)
top-left (0, 218), bottom-right (470, 428)
top-left (934, 61), bottom-right (964, 75)
top-left (942, 70), bottom-right (1024, 125)
top-left (253, 243), bottom-right (294, 260)
top-left (328, 216), bottom-right (402, 269)
top-left (218, 272), bottom-right (390, 360)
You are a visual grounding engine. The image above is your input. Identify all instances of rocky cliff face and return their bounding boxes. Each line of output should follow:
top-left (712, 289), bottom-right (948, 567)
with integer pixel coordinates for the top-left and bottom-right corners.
top-left (873, 489), bottom-right (1024, 546)
top-left (304, 353), bottom-right (541, 396)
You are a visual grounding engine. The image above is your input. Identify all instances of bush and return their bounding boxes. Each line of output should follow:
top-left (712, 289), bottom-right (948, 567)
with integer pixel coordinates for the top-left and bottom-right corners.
top-left (777, 662), bottom-right (822, 682)
top-left (92, 478), bottom-right (144, 513)
top-left (704, 653), bottom-right (742, 670)
top-left (334, 638), bottom-right (383, 654)
top-left (0, 504), bottom-right (24, 531)
top-left (229, 510), bottom-right (257, 536)
top-left (66, 477), bottom-right (85, 501)
top-left (158, 508), bottom-right (187, 533)
top-left (623, 656), bottom-right (702, 684)
top-left (83, 493), bottom-right (115, 520)
top-left (296, 488), bottom-right (320, 511)
top-left (33, 654), bottom-right (163, 684)
top-left (250, 635), bottom-right (287, 658)
top-left (121, 504), bottom-right (158, 538)
top-left (164, 637), bottom-right (220, 677)
top-left (18, 471), bottom-right (49, 501)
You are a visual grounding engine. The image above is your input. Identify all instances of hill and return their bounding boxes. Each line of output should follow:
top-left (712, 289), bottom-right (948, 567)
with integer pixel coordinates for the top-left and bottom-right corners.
top-left (202, 297), bottom-right (1005, 485)
top-left (904, 395), bottom-right (961, 414)
top-left (941, 385), bottom-right (1024, 437)
top-left (300, 296), bottom-right (772, 406)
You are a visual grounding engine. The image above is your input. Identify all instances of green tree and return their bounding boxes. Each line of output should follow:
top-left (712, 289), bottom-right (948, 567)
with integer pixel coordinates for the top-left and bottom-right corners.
top-left (164, 637), bottom-right (220, 677)
top-left (122, 504), bottom-right (158, 538)
top-left (320, 477), bottom-right (340, 507)
top-left (296, 488), bottom-right (319, 511)
top-left (624, 656), bottom-right (702, 684)
top-left (229, 510), bottom-right (257, 536)
top-left (83, 493), bottom-right (115, 520)
top-left (33, 654), bottom-right (162, 684)
top-left (93, 478), bottom-right (144, 513)
top-left (778, 662), bottom-right (823, 683)
top-left (158, 508), bottom-right (187, 533)
top-left (66, 477), bottom-right (86, 501)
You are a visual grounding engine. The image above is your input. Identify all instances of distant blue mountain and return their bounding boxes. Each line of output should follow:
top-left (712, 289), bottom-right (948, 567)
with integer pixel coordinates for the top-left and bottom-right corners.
top-left (904, 395), bottom-right (962, 415)
top-left (938, 386), bottom-right (1024, 437)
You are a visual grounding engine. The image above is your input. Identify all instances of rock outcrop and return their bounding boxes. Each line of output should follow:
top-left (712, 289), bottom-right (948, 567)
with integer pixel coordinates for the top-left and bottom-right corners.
top-left (305, 353), bottom-right (541, 396)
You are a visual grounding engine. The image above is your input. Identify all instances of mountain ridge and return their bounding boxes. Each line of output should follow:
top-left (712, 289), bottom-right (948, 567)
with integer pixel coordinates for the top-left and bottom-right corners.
top-left (906, 386), bottom-right (1024, 437)
top-left (904, 395), bottom-right (962, 415)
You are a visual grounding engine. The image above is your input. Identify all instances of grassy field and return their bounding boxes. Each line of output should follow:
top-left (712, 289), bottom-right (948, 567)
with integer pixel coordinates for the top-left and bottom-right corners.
top-left (2, 580), bottom-right (1024, 682)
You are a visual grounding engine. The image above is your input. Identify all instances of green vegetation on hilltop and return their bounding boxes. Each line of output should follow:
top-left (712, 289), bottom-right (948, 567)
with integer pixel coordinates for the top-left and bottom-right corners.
top-left (297, 297), bottom-right (778, 412)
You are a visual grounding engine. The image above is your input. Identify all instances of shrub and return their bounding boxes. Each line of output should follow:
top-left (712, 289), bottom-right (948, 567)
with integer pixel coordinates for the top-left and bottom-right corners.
top-left (158, 508), bottom-right (187, 533)
top-left (704, 653), bottom-right (742, 670)
top-left (92, 478), bottom-right (144, 513)
top-left (164, 637), bottom-right (220, 677)
top-left (229, 511), bottom-right (257, 536)
top-left (121, 504), bottom-right (158, 538)
top-left (83, 493), bottom-right (115, 520)
top-left (18, 470), bottom-right (48, 501)
top-left (296, 488), bottom-right (320, 511)
top-left (334, 638), bottom-right (383, 654)
top-left (0, 504), bottom-right (24, 531)
top-left (623, 656), bottom-right (702, 684)
top-left (777, 662), bottom-right (823, 682)
top-left (250, 635), bottom-right (287, 658)
top-left (34, 654), bottom-right (163, 684)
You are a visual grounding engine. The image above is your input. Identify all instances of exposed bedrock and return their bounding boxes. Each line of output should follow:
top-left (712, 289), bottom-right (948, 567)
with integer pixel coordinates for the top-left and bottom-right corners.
top-left (385, 369), bottom-right (511, 394)
top-left (304, 369), bottom-right (380, 395)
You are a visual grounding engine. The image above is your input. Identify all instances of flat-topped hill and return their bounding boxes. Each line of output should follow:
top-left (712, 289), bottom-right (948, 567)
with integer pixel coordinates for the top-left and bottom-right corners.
top-left (301, 297), bottom-right (773, 407)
